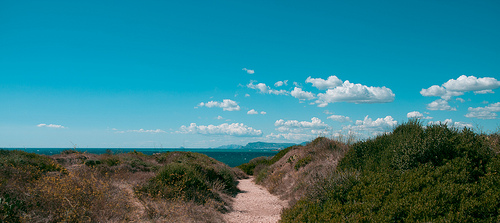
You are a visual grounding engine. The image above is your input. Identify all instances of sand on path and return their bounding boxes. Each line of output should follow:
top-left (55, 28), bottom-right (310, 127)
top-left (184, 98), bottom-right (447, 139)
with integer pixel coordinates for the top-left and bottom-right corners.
top-left (224, 177), bottom-right (288, 223)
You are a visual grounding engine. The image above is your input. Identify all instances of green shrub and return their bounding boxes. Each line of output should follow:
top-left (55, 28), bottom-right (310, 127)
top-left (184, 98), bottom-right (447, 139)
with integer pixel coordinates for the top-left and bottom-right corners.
top-left (294, 156), bottom-right (312, 170)
top-left (137, 152), bottom-right (238, 209)
top-left (84, 159), bottom-right (102, 166)
top-left (281, 122), bottom-right (500, 222)
top-left (237, 156), bottom-right (270, 175)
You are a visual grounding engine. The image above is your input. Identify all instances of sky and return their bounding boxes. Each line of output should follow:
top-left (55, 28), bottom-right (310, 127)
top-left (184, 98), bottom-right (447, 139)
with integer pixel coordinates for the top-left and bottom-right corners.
top-left (1, 0), bottom-right (499, 148)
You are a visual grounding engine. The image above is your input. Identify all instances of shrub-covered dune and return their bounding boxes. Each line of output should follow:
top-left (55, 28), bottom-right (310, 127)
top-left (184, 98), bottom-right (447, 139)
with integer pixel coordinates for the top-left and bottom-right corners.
top-left (1, 150), bottom-right (245, 222)
top-left (243, 121), bottom-right (500, 222)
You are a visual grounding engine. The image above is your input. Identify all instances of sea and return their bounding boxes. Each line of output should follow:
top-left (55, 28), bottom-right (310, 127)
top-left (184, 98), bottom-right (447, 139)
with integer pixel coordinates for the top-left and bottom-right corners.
top-left (4, 148), bottom-right (279, 167)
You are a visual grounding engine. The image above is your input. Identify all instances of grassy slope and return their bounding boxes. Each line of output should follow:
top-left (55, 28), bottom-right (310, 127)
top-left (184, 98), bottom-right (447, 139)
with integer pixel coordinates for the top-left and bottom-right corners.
top-left (1, 150), bottom-right (245, 222)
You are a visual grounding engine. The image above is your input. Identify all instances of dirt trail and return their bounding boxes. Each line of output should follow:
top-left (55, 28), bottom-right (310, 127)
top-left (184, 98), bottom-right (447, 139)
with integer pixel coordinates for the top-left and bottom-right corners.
top-left (224, 177), bottom-right (288, 223)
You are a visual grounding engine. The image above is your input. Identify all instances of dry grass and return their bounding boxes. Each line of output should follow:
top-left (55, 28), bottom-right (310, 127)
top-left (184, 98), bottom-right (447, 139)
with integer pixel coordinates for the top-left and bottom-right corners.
top-left (255, 137), bottom-right (349, 205)
top-left (1, 150), bottom-right (239, 222)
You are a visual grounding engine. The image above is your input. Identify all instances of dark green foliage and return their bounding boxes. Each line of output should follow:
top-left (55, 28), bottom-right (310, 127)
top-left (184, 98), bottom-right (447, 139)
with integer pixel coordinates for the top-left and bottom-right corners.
top-left (237, 156), bottom-right (270, 175)
top-left (137, 152), bottom-right (238, 208)
top-left (281, 122), bottom-right (500, 222)
top-left (294, 156), bottom-right (312, 170)
top-left (60, 149), bottom-right (81, 155)
top-left (84, 159), bottom-right (102, 166)
top-left (237, 145), bottom-right (296, 175)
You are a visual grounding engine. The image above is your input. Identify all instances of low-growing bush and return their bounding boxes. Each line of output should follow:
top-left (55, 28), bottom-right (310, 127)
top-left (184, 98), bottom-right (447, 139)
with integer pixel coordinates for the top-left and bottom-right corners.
top-left (136, 152), bottom-right (238, 212)
top-left (294, 155), bottom-right (312, 170)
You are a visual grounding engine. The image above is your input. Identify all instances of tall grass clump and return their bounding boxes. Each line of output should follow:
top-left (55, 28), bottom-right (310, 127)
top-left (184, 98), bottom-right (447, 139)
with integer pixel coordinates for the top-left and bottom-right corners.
top-left (281, 121), bottom-right (500, 222)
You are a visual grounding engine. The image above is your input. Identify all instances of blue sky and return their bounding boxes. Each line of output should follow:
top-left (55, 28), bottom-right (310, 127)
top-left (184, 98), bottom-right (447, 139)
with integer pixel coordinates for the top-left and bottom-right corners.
top-left (1, 0), bottom-right (499, 148)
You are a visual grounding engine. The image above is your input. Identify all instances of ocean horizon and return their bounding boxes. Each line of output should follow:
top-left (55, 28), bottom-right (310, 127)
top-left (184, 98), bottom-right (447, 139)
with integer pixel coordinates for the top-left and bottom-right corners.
top-left (1, 147), bottom-right (279, 167)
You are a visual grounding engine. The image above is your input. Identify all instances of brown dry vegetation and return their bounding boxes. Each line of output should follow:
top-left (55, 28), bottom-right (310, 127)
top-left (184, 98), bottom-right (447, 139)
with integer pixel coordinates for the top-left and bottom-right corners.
top-left (251, 137), bottom-right (349, 206)
top-left (1, 149), bottom-right (244, 222)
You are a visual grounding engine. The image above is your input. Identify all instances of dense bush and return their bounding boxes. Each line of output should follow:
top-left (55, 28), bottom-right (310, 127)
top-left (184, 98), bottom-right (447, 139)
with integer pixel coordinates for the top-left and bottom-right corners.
top-left (237, 145), bottom-right (296, 175)
top-left (0, 150), bottom-right (67, 222)
top-left (137, 152), bottom-right (238, 211)
top-left (281, 121), bottom-right (500, 222)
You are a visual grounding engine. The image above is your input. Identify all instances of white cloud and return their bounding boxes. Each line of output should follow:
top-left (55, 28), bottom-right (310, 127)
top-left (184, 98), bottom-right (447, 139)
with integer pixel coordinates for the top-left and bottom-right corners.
top-left (346, 116), bottom-right (397, 136)
top-left (245, 94), bottom-right (250, 97)
top-left (428, 119), bottom-right (453, 125)
top-left (407, 111), bottom-right (433, 119)
top-left (426, 99), bottom-right (457, 111)
top-left (291, 87), bottom-right (316, 100)
top-left (275, 117), bottom-right (329, 129)
top-left (274, 80), bottom-right (288, 87)
top-left (216, 116), bottom-right (224, 120)
top-left (37, 123), bottom-right (66, 128)
top-left (198, 99), bottom-right (240, 111)
top-left (465, 102), bottom-right (500, 119)
top-left (327, 114), bottom-right (351, 123)
top-left (266, 132), bottom-right (311, 141)
top-left (247, 109), bottom-right (266, 115)
top-left (421, 75), bottom-right (500, 100)
top-left (130, 129), bottom-right (165, 133)
top-left (242, 68), bottom-right (255, 74)
top-left (443, 75), bottom-right (500, 92)
top-left (474, 89), bottom-right (494, 94)
top-left (428, 119), bottom-right (473, 128)
top-left (456, 98), bottom-right (465, 103)
top-left (306, 76), bottom-right (343, 90)
top-left (179, 123), bottom-right (263, 137)
top-left (316, 81), bottom-right (395, 105)
top-left (247, 109), bottom-right (258, 115)
top-left (420, 85), bottom-right (463, 100)
top-left (247, 81), bottom-right (289, 95)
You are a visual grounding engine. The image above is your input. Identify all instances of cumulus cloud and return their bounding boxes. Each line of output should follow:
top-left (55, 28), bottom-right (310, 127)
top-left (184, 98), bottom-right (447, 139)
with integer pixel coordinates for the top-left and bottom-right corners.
top-left (421, 75), bottom-right (500, 100)
top-left (465, 102), bottom-right (500, 119)
top-left (346, 116), bottom-right (397, 136)
top-left (420, 85), bottom-right (463, 100)
top-left (316, 81), bottom-right (395, 105)
top-left (116, 129), bottom-right (165, 133)
top-left (216, 116), bottom-right (224, 120)
top-left (247, 81), bottom-right (289, 95)
top-left (247, 109), bottom-right (258, 115)
top-left (274, 80), bottom-right (288, 87)
top-left (327, 114), bottom-right (351, 123)
top-left (266, 132), bottom-right (311, 141)
top-left (407, 111), bottom-right (433, 119)
top-left (443, 75), bottom-right (500, 92)
top-left (291, 87), bottom-right (315, 100)
top-left (179, 123), bottom-right (262, 137)
top-left (242, 68), bottom-right (254, 74)
top-left (37, 123), bottom-right (66, 128)
top-left (245, 94), bottom-right (250, 97)
top-left (306, 76), bottom-right (343, 90)
top-left (198, 99), bottom-right (240, 111)
top-left (426, 99), bottom-right (457, 111)
top-left (428, 119), bottom-right (473, 128)
top-left (275, 117), bottom-right (329, 129)
top-left (247, 109), bottom-right (266, 115)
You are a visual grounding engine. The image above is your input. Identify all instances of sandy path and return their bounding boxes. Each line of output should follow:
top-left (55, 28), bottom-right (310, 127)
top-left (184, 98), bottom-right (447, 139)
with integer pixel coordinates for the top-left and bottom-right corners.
top-left (224, 177), bottom-right (287, 223)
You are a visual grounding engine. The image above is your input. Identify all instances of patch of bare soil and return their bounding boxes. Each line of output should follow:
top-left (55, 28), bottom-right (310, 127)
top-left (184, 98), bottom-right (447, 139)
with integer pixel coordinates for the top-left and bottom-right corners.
top-left (224, 177), bottom-right (287, 223)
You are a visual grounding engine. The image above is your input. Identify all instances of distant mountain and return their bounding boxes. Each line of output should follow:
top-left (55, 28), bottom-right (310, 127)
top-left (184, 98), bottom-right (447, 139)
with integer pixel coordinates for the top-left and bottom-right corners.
top-left (217, 141), bottom-right (307, 150)
top-left (216, 144), bottom-right (243, 149)
top-left (242, 142), bottom-right (297, 150)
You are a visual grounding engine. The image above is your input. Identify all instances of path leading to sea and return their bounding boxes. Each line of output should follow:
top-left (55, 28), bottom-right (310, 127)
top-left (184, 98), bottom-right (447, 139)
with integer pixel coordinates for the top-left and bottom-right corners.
top-left (224, 177), bottom-right (288, 223)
